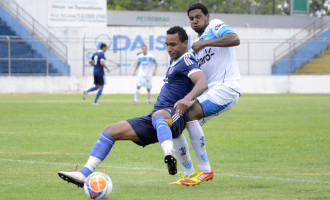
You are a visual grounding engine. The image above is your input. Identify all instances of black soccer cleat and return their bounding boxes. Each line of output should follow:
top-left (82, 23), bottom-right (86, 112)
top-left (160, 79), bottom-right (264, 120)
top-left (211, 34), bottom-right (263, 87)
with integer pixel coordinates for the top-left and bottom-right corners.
top-left (164, 155), bottom-right (177, 175)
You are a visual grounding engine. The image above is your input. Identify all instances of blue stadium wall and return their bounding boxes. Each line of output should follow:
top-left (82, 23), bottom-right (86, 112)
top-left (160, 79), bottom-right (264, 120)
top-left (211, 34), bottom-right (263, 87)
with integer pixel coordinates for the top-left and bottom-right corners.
top-left (0, 7), bottom-right (70, 75)
top-left (272, 28), bottom-right (330, 75)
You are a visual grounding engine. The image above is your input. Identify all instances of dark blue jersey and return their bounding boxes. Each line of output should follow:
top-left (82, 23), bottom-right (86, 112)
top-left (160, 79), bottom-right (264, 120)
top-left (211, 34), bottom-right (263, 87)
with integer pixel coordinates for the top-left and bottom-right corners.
top-left (152, 52), bottom-right (202, 113)
top-left (90, 50), bottom-right (106, 76)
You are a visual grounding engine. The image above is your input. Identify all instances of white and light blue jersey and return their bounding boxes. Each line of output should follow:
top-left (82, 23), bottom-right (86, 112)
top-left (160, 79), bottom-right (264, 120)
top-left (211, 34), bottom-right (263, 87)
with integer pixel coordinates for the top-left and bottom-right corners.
top-left (90, 50), bottom-right (106, 76)
top-left (194, 19), bottom-right (241, 92)
top-left (152, 52), bottom-right (202, 112)
top-left (137, 52), bottom-right (157, 77)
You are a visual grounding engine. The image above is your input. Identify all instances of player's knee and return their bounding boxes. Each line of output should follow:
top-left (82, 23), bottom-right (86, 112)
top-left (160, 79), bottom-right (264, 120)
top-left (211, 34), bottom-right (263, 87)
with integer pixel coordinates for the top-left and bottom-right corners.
top-left (151, 110), bottom-right (171, 120)
top-left (187, 109), bottom-right (198, 121)
top-left (104, 125), bottom-right (119, 140)
top-left (187, 103), bottom-right (204, 122)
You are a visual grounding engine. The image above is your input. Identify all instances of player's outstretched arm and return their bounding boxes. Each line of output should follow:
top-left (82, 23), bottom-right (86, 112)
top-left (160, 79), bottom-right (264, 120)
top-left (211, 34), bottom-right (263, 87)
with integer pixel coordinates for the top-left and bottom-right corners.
top-left (174, 71), bottom-right (207, 116)
top-left (192, 33), bottom-right (240, 53)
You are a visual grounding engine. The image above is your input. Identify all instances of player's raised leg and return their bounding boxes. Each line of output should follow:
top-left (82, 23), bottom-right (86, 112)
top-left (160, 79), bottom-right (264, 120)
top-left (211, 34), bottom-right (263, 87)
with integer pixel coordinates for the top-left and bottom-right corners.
top-left (152, 109), bottom-right (177, 175)
top-left (58, 121), bottom-right (139, 187)
top-left (83, 86), bottom-right (98, 100)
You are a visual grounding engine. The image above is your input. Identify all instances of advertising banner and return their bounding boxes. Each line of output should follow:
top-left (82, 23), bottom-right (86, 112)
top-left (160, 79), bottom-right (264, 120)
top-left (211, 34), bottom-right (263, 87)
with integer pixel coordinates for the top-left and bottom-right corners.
top-left (48, 0), bottom-right (107, 27)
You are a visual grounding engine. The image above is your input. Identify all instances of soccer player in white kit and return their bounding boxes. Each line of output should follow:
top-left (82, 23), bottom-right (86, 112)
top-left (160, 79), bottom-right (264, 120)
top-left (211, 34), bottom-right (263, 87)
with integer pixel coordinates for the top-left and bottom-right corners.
top-left (132, 45), bottom-right (158, 105)
top-left (170, 3), bottom-right (241, 186)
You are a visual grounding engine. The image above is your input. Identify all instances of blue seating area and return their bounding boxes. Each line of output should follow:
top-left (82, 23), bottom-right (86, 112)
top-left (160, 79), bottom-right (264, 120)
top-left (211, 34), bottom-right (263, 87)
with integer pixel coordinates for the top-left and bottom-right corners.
top-left (272, 28), bottom-right (330, 75)
top-left (0, 18), bottom-right (62, 75)
top-left (0, 10), bottom-right (70, 76)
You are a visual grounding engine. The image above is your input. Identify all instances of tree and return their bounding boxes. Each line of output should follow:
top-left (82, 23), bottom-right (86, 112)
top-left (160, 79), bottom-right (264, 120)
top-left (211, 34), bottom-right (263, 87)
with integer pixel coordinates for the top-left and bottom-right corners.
top-left (310, 0), bottom-right (330, 16)
top-left (107, 0), bottom-right (330, 16)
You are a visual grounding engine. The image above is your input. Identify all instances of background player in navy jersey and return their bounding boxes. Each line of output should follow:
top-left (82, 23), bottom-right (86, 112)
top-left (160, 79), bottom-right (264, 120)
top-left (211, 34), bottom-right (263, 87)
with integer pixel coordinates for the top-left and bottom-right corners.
top-left (58, 26), bottom-right (207, 187)
top-left (83, 43), bottom-right (110, 106)
top-left (132, 45), bottom-right (158, 105)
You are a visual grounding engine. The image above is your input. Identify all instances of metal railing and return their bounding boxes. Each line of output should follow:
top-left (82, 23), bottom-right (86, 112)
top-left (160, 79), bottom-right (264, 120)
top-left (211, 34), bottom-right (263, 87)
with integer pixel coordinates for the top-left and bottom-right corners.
top-left (0, 36), bottom-right (68, 76)
top-left (0, 0), bottom-right (67, 62)
top-left (273, 18), bottom-right (330, 66)
top-left (1, 36), bottom-right (329, 76)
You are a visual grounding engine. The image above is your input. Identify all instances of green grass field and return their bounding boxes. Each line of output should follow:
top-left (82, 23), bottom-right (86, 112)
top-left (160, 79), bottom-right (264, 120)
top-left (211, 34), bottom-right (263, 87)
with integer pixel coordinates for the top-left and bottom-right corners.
top-left (0, 94), bottom-right (329, 200)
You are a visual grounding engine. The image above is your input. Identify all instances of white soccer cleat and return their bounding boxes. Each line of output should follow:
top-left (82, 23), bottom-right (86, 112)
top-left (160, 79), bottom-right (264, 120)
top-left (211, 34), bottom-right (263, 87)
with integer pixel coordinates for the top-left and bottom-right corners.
top-left (92, 102), bottom-right (99, 106)
top-left (58, 171), bottom-right (86, 188)
top-left (83, 91), bottom-right (87, 100)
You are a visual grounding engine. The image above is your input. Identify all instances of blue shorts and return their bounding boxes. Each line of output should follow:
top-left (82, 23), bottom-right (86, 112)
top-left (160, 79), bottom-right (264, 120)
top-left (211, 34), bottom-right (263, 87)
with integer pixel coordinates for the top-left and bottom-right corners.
top-left (94, 75), bottom-right (105, 85)
top-left (126, 108), bottom-right (187, 147)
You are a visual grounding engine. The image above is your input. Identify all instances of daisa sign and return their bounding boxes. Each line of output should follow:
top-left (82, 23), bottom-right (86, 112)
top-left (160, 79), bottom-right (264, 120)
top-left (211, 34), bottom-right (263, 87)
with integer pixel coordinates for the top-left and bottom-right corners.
top-left (94, 33), bottom-right (192, 51)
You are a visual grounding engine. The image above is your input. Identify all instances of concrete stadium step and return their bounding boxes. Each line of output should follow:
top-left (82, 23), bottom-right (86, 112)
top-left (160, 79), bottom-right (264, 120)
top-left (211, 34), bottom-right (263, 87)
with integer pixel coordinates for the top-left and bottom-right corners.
top-left (294, 46), bottom-right (330, 75)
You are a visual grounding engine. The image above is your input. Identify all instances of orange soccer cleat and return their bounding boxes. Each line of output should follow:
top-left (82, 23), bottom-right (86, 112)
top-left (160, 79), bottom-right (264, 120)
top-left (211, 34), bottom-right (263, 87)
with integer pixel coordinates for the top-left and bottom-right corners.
top-left (168, 175), bottom-right (188, 185)
top-left (180, 168), bottom-right (214, 186)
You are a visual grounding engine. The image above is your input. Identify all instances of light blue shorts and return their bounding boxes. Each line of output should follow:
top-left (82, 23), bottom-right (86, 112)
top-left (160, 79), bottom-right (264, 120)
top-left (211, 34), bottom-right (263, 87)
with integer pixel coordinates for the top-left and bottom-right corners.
top-left (197, 83), bottom-right (240, 125)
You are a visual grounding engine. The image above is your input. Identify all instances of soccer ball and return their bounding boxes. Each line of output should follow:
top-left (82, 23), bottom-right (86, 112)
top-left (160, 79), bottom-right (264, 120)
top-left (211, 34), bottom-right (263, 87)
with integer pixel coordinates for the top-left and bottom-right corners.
top-left (84, 172), bottom-right (113, 199)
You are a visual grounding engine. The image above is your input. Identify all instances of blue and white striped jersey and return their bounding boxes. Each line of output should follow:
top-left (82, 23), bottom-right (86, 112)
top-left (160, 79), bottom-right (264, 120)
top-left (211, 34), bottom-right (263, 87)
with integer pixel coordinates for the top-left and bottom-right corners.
top-left (194, 19), bottom-right (241, 92)
top-left (137, 52), bottom-right (157, 77)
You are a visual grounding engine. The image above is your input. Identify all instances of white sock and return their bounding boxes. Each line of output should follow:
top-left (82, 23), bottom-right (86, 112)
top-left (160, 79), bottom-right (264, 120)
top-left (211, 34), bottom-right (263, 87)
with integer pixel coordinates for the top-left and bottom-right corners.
top-left (147, 91), bottom-right (151, 102)
top-left (134, 90), bottom-right (139, 102)
top-left (160, 140), bottom-right (173, 156)
top-left (186, 120), bottom-right (212, 173)
top-left (84, 156), bottom-right (101, 172)
top-left (173, 134), bottom-right (195, 176)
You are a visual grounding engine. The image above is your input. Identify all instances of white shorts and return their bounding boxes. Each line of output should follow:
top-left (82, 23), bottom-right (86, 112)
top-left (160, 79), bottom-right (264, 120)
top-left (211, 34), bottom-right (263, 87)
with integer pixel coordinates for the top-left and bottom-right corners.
top-left (136, 76), bottom-right (152, 89)
top-left (196, 83), bottom-right (240, 126)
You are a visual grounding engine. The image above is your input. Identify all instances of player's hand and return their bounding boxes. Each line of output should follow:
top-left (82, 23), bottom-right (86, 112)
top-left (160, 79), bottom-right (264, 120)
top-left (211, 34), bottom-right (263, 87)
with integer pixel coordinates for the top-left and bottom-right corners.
top-left (152, 71), bottom-right (156, 76)
top-left (174, 98), bottom-right (192, 116)
top-left (133, 71), bottom-right (136, 76)
top-left (192, 40), bottom-right (206, 54)
top-left (107, 68), bottom-right (110, 73)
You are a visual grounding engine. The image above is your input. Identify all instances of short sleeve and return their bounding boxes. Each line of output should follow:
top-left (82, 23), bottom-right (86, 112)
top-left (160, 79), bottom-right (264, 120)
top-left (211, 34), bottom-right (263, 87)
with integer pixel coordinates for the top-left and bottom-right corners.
top-left (180, 54), bottom-right (202, 77)
top-left (100, 52), bottom-right (106, 61)
top-left (211, 19), bottom-right (236, 38)
top-left (137, 56), bottom-right (141, 65)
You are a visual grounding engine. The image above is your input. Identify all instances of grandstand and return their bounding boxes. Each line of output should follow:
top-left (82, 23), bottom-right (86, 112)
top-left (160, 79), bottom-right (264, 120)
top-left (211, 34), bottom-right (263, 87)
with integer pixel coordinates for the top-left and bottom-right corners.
top-left (0, 0), bottom-right (329, 93)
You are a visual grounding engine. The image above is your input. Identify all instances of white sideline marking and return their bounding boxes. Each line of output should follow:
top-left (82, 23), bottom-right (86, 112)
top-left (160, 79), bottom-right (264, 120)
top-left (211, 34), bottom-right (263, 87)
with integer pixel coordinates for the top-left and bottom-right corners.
top-left (1, 158), bottom-right (329, 185)
top-left (0, 99), bottom-right (128, 104)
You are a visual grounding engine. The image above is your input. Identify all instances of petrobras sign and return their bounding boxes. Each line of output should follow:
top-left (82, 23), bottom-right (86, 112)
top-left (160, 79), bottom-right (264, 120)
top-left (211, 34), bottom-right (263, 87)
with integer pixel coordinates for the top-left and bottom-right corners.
top-left (48, 0), bottom-right (107, 27)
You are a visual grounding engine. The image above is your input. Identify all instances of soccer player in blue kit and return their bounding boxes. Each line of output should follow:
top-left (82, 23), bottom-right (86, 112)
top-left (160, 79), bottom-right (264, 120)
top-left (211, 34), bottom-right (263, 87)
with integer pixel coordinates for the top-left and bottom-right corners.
top-left (58, 26), bottom-right (208, 187)
top-left (83, 43), bottom-right (110, 105)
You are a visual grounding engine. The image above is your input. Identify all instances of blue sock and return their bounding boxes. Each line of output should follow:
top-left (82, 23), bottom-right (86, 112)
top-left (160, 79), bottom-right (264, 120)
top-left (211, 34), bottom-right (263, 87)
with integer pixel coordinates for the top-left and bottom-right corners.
top-left (152, 116), bottom-right (172, 144)
top-left (80, 132), bottom-right (115, 177)
top-left (94, 88), bottom-right (103, 103)
top-left (80, 167), bottom-right (92, 178)
top-left (87, 86), bottom-right (98, 93)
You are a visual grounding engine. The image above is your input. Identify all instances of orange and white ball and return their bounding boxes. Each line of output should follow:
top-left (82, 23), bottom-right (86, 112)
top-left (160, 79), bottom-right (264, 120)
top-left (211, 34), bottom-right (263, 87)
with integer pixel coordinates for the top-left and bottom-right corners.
top-left (84, 172), bottom-right (113, 199)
